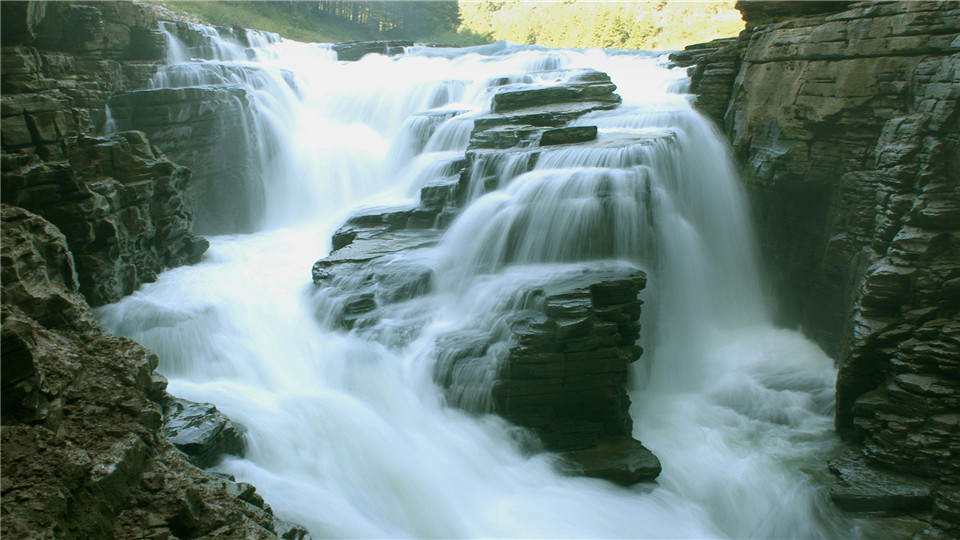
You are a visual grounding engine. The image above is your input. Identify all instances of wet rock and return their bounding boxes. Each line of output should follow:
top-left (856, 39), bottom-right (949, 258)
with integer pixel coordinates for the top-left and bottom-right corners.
top-left (436, 264), bottom-right (647, 453)
top-left (491, 71), bottom-right (619, 113)
top-left (333, 40), bottom-right (412, 61)
top-left (274, 517), bottom-right (314, 540)
top-left (1, 131), bottom-right (209, 306)
top-left (162, 397), bottom-right (248, 469)
top-left (0, 204), bottom-right (303, 539)
top-left (560, 436), bottom-right (661, 485)
top-left (107, 85), bottom-right (264, 234)
top-left (540, 125), bottom-right (598, 146)
top-left (829, 450), bottom-right (935, 513)
top-left (683, 0), bottom-right (958, 532)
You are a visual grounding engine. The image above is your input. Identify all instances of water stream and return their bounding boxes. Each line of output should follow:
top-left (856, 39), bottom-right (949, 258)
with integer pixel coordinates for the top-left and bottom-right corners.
top-left (96, 25), bottom-right (861, 538)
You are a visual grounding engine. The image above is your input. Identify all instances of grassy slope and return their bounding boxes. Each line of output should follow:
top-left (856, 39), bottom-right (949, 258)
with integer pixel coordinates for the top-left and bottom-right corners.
top-left (155, 1), bottom-right (490, 45)
top-left (159, 1), bottom-right (373, 43)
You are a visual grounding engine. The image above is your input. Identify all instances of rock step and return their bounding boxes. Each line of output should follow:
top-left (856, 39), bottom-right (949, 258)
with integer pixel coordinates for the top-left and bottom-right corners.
top-left (162, 397), bottom-right (248, 469)
top-left (559, 436), bottom-right (661, 485)
top-left (333, 40), bottom-right (412, 61)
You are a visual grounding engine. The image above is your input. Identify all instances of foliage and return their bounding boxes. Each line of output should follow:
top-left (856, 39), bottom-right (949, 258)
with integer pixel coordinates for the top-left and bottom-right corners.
top-left (458, 0), bottom-right (745, 50)
top-left (159, 1), bottom-right (484, 45)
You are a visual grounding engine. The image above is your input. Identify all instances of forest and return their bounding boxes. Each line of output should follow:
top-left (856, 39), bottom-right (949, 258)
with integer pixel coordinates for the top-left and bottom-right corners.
top-left (162, 0), bottom-right (744, 50)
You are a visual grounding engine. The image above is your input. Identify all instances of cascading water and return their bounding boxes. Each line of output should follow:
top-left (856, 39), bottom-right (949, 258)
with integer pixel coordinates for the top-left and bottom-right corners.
top-left (96, 25), bottom-right (866, 539)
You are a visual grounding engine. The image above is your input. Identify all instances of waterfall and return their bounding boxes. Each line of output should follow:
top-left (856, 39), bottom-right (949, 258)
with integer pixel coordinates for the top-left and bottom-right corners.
top-left (96, 26), bottom-right (863, 539)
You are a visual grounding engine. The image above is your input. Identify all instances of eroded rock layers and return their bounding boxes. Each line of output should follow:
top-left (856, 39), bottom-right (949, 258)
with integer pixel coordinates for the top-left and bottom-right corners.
top-left (1, 205), bottom-right (307, 539)
top-left (311, 69), bottom-right (661, 485)
top-left (1, 0), bottom-right (207, 306)
top-left (2, 3), bottom-right (308, 537)
top-left (679, 0), bottom-right (959, 532)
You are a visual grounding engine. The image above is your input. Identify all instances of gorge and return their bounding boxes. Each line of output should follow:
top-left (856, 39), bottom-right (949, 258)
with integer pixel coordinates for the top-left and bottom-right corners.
top-left (2, 1), bottom-right (958, 538)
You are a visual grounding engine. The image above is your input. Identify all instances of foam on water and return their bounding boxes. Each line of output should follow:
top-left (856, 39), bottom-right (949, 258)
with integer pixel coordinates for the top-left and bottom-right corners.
top-left (97, 28), bottom-right (861, 539)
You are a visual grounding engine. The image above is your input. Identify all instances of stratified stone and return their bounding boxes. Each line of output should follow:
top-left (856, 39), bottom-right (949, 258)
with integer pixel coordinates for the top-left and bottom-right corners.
top-left (162, 397), bottom-right (248, 469)
top-left (560, 436), bottom-right (661, 485)
top-left (2, 131), bottom-right (209, 306)
top-left (682, 1), bottom-right (959, 533)
top-left (829, 450), bottom-right (935, 513)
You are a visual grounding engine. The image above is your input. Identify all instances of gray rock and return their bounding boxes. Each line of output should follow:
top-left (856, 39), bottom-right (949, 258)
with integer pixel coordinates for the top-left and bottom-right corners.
top-left (683, 1), bottom-right (960, 499)
top-left (829, 450), bottom-right (934, 513)
top-left (560, 436), bottom-right (661, 485)
top-left (333, 40), bottom-right (412, 61)
top-left (162, 397), bottom-right (248, 469)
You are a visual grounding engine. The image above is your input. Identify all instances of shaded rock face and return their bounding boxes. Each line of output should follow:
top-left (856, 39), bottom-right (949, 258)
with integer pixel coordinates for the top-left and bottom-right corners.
top-left (681, 0), bottom-right (959, 532)
top-left (431, 265), bottom-right (659, 484)
top-left (1, 0), bottom-right (208, 306)
top-left (108, 86), bottom-right (264, 234)
top-left (0, 205), bottom-right (309, 539)
top-left (2, 131), bottom-right (208, 306)
top-left (311, 68), bottom-right (659, 484)
top-left (162, 397), bottom-right (248, 469)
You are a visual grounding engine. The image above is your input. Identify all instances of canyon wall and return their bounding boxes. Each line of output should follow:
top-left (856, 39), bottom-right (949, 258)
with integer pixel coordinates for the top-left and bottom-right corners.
top-left (680, 0), bottom-right (958, 531)
top-left (1, 3), bottom-right (308, 537)
top-left (1, 1), bottom-right (208, 306)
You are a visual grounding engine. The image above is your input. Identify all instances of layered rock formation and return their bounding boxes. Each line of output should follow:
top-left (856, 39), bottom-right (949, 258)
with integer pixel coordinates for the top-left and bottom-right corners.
top-left (2, 3), bottom-right (310, 537)
top-left (311, 70), bottom-right (660, 484)
top-left (679, 0), bottom-right (959, 533)
top-left (1, 205), bottom-right (308, 539)
top-left (1, 0), bottom-right (208, 306)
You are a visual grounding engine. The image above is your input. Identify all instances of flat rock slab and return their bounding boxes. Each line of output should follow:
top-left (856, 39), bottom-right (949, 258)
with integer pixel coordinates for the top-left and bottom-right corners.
top-left (333, 40), bottom-right (412, 61)
top-left (829, 450), bottom-right (934, 513)
top-left (560, 436), bottom-right (661, 485)
top-left (162, 397), bottom-right (247, 469)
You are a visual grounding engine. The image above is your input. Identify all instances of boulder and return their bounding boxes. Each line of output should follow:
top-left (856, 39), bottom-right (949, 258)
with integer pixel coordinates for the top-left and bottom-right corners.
top-left (162, 397), bottom-right (248, 469)
top-left (435, 264), bottom-right (648, 456)
top-left (560, 436), bottom-right (661, 485)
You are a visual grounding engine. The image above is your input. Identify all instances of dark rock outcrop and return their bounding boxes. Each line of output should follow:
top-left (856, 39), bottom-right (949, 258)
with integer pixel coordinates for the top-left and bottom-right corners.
top-left (1, 1), bottom-right (209, 305)
top-left (333, 40), bottom-right (412, 61)
top-left (108, 86), bottom-right (264, 234)
top-left (433, 264), bottom-right (658, 483)
top-left (311, 67), bottom-right (659, 484)
top-left (162, 397), bottom-right (248, 469)
top-left (2, 131), bottom-right (208, 306)
top-left (680, 0), bottom-right (959, 533)
top-left (0, 204), bottom-right (308, 539)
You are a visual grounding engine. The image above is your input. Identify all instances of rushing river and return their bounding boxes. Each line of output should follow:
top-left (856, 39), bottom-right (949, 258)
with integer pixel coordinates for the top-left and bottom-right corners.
top-left (97, 24), bottom-right (862, 538)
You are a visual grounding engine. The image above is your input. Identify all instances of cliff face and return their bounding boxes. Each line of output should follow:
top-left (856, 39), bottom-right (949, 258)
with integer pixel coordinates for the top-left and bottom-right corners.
top-left (1, 3), bottom-right (310, 537)
top-left (0, 205), bottom-right (308, 539)
top-left (1, 1), bottom-right (208, 306)
top-left (682, 0), bottom-right (959, 530)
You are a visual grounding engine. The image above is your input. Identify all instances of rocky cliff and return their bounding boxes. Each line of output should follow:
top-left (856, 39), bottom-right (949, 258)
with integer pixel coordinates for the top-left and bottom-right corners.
top-left (679, 0), bottom-right (959, 533)
top-left (1, 0), bottom-right (208, 306)
top-left (1, 3), bottom-right (309, 537)
top-left (1, 205), bottom-right (308, 539)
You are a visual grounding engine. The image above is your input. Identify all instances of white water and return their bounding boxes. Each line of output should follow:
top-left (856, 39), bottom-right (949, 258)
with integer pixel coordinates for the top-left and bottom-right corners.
top-left (96, 26), bottom-right (862, 538)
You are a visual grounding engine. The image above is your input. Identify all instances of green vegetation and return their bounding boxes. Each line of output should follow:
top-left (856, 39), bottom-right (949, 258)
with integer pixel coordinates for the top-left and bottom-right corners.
top-left (155, 1), bottom-right (742, 51)
top-left (156, 1), bottom-right (488, 45)
top-left (459, 0), bottom-right (745, 51)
